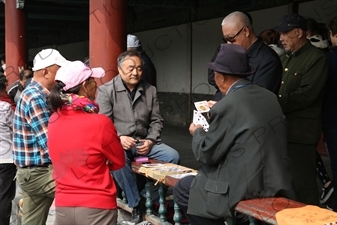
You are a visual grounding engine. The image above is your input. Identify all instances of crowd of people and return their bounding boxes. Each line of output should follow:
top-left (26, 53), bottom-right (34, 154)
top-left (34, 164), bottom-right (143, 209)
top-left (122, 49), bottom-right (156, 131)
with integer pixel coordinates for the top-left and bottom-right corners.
top-left (0, 11), bottom-right (336, 225)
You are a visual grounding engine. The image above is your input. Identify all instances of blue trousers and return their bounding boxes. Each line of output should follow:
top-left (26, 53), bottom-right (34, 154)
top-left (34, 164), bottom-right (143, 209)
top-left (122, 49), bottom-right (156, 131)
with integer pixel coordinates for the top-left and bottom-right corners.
top-left (112, 143), bottom-right (180, 208)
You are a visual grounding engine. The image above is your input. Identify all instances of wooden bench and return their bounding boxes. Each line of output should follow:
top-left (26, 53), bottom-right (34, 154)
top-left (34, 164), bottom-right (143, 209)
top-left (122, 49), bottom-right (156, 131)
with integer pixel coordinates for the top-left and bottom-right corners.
top-left (116, 159), bottom-right (306, 225)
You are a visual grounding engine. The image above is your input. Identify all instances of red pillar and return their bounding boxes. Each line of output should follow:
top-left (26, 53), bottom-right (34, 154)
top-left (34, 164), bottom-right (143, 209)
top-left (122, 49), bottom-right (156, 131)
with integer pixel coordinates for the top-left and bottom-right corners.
top-left (5, 1), bottom-right (27, 86)
top-left (89, 0), bottom-right (127, 85)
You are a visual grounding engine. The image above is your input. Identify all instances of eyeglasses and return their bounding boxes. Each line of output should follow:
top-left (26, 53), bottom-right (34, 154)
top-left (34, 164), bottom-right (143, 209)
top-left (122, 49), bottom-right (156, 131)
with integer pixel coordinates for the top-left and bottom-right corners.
top-left (223, 26), bottom-right (246, 43)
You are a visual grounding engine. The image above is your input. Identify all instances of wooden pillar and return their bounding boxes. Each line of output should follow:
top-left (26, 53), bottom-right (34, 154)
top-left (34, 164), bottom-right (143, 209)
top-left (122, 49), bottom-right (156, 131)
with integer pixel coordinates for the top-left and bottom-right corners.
top-left (89, 0), bottom-right (127, 85)
top-left (5, 0), bottom-right (27, 86)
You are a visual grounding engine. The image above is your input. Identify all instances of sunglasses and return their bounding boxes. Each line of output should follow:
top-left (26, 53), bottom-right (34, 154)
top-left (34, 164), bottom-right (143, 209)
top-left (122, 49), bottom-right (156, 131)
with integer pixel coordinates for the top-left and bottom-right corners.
top-left (223, 26), bottom-right (246, 43)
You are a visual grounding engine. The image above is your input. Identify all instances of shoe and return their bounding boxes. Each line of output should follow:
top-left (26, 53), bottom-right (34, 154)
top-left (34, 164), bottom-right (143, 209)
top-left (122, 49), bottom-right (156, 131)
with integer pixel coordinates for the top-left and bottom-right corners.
top-left (327, 203), bottom-right (333, 211)
top-left (131, 206), bottom-right (141, 223)
top-left (320, 182), bottom-right (334, 204)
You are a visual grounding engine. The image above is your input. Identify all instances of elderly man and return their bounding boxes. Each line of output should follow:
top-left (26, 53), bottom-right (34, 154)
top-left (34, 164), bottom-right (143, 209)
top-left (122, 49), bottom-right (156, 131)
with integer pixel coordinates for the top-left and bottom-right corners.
top-left (173, 44), bottom-right (294, 225)
top-left (272, 14), bottom-right (328, 205)
top-left (7, 69), bottom-right (33, 104)
top-left (13, 49), bottom-right (68, 225)
top-left (217, 11), bottom-right (283, 96)
top-left (96, 50), bottom-right (180, 223)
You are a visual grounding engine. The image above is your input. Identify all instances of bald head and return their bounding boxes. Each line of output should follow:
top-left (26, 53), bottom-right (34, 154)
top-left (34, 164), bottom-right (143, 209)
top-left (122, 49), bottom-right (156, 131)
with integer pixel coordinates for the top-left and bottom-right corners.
top-left (221, 11), bottom-right (257, 49)
top-left (221, 11), bottom-right (251, 28)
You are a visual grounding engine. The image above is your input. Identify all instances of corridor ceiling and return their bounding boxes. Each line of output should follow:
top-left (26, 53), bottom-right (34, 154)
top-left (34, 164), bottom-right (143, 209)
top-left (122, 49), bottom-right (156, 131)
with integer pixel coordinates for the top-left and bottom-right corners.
top-left (0, 0), bottom-right (309, 53)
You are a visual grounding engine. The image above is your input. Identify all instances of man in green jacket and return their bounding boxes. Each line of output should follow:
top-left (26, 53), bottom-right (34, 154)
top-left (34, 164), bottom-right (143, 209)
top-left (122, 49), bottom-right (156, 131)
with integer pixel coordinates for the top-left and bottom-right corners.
top-left (273, 13), bottom-right (328, 205)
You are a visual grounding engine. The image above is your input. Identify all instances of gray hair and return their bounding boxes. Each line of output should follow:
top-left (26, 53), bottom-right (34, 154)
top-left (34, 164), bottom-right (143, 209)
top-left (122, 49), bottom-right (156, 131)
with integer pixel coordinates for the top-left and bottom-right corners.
top-left (117, 50), bottom-right (144, 68)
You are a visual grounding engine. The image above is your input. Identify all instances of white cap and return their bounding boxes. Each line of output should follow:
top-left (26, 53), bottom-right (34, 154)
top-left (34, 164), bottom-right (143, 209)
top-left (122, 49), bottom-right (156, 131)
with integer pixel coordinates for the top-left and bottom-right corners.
top-left (127, 34), bottom-right (141, 48)
top-left (32, 49), bottom-right (68, 71)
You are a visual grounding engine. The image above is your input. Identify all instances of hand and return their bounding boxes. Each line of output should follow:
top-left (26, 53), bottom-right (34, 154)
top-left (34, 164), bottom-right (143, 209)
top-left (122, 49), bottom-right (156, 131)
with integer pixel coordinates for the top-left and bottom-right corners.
top-left (119, 136), bottom-right (137, 150)
top-left (207, 100), bottom-right (217, 108)
top-left (189, 123), bottom-right (203, 135)
top-left (206, 100), bottom-right (217, 119)
top-left (136, 139), bottom-right (153, 155)
top-left (18, 66), bottom-right (24, 73)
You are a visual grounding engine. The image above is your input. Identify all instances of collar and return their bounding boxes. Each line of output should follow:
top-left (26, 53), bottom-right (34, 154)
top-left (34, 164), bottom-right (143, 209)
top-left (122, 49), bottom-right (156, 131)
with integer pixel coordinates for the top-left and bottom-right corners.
top-left (246, 37), bottom-right (264, 57)
top-left (114, 74), bottom-right (144, 93)
top-left (30, 79), bottom-right (50, 96)
top-left (285, 41), bottom-right (311, 58)
top-left (226, 78), bottom-right (251, 95)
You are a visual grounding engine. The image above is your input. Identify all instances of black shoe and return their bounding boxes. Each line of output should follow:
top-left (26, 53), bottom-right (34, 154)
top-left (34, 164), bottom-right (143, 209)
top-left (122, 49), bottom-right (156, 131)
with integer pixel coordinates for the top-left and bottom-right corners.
top-left (131, 206), bottom-right (141, 223)
top-left (327, 203), bottom-right (333, 211)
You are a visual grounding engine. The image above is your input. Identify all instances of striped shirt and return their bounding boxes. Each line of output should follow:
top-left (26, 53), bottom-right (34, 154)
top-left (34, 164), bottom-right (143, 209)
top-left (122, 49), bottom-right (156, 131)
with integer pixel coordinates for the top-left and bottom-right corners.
top-left (13, 80), bottom-right (51, 167)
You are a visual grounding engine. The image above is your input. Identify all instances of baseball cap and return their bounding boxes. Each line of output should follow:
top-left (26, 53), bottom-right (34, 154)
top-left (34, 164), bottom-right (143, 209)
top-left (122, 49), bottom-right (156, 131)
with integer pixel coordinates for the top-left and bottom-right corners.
top-left (273, 14), bottom-right (307, 32)
top-left (55, 60), bottom-right (105, 91)
top-left (32, 49), bottom-right (68, 71)
top-left (127, 34), bottom-right (141, 48)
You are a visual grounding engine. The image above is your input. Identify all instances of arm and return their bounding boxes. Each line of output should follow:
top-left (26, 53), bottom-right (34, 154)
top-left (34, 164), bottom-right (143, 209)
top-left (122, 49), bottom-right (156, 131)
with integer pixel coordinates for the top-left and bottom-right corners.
top-left (27, 96), bottom-right (50, 152)
top-left (101, 119), bottom-right (125, 171)
top-left (192, 108), bottom-right (234, 165)
top-left (96, 85), bottom-right (115, 122)
top-left (278, 55), bottom-right (328, 114)
top-left (1, 103), bottom-right (14, 129)
top-left (251, 55), bottom-right (282, 94)
top-left (146, 91), bottom-right (163, 142)
top-left (208, 44), bottom-right (221, 88)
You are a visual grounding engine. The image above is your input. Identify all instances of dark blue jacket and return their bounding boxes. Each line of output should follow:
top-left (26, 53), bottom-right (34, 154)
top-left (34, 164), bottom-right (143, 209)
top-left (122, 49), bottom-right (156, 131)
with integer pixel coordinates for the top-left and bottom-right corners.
top-left (322, 46), bottom-right (337, 125)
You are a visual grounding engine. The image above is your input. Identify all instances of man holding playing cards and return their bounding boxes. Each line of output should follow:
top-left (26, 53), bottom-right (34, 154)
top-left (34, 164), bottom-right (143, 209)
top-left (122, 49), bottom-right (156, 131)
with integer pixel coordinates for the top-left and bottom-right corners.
top-left (173, 44), bottom-right (295, 225)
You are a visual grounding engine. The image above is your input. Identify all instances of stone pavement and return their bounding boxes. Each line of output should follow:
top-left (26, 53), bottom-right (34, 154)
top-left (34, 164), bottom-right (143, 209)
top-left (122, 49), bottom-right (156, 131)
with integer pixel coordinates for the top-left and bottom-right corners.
top-left (11, 124), bottom-right (332, 224)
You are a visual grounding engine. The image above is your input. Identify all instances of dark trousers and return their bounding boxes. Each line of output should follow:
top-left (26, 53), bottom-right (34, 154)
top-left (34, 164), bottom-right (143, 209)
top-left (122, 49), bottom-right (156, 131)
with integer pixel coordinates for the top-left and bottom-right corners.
top-left (323, 125), bottom-right (337, 211)
top-left (173, 175), bottom-right (224, 225)
top-left (0, 164), bottom-right (16, 225)
top-left (288, 142), bottom-right (319, 205)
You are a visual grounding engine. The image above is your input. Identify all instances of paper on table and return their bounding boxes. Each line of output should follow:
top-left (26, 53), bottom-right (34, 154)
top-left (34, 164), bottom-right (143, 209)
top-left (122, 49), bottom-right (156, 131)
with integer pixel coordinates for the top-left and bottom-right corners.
top-left (168, 172), bottom-right (197, 179)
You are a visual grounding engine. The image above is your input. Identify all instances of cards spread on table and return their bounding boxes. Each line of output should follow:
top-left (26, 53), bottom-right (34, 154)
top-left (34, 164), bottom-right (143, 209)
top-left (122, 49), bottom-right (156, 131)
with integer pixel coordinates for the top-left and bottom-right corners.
top-left (193, 110), bottom-right (209, 132)
top-left (194, 100), bottom-right (210, 113)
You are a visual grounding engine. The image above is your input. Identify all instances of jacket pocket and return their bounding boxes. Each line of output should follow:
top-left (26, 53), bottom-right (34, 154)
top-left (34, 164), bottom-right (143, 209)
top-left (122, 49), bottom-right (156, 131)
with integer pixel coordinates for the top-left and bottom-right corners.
top-left (205, 180), bottom-right (230, 217)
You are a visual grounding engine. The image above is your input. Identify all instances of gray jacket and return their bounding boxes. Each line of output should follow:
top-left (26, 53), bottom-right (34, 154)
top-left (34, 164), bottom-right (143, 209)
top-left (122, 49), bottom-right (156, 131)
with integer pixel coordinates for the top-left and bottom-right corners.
top-left (188, 79), bottom-right (295, 219)
top-left (96, 75), bottom-right (163, 142)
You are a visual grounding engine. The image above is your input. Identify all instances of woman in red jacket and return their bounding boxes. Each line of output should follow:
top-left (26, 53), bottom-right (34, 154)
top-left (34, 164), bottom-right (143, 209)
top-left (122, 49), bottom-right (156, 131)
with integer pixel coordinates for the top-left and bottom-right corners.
top-left (48, 61), bottom-right (125, 225)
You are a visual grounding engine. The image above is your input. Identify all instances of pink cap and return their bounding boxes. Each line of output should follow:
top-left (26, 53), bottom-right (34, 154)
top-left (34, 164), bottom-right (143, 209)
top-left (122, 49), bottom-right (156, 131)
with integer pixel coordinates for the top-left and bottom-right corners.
top-left (55, 60), bottom-right (105, 91)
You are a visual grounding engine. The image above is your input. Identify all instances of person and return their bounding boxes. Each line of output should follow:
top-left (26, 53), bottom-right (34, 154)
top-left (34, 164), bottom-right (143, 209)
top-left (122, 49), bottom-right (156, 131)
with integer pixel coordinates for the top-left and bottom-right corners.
top-left (173, 44), bottom-right (295, 225)
top-left (0, 74), bottom-right (16, 225)
top-left (219, 11), bottom-right (282, 95)
top-left (323, 16), bottom-right (337, 211)
top-left (12, 49), bottom-right (68, 225)
top-left (47, 61), bottom-right (125, 225)
top-left (96, 50), bottom-right (180, 223)
top-left (208, 12), bottom-right (252, 101)
top-left (258, 29), bottom-right (285, 56)
top-left (7, 69), bottom-right (33, 104)
top-left (306, 18), bottom-right (329, 52)
top-left (1, 55), bottom-right (5, 74)
top-left (127, 34), bottom-right (157, 87)
top-left (305, 18), bottom-right (334, 206)
top-left (273, 13), bottom-right (328, 205)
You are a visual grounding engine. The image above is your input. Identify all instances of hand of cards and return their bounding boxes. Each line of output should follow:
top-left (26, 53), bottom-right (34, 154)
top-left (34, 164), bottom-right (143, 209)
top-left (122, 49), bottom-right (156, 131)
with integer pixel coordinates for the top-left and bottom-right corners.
top-left (193, 110), bottom-right (209, 132)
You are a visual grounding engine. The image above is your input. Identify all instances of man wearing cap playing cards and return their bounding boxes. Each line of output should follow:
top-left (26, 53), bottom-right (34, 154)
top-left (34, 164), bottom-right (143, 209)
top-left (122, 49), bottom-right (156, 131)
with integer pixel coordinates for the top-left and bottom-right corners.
top-left (13, 49), bottom-right (68, 225)
top-left (272, 13), bottom-right (328, 205)
top-left (173, 44), bottom-right (295, 225)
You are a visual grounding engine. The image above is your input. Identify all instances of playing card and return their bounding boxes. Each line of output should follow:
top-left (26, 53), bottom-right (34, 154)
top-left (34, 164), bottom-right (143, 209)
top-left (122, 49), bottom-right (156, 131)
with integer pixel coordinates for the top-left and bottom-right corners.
top-left (193, 110), bottom-right (209, 132)
top-left (194, 101), bottom-right (210, 113)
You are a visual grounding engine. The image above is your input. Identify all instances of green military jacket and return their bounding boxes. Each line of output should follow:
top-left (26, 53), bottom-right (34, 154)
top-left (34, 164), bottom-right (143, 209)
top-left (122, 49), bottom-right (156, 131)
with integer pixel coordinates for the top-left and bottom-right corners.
top-left (278, 41), bottom-right (328, 144)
